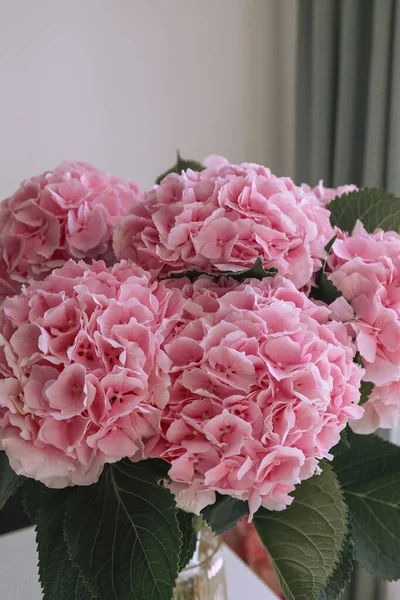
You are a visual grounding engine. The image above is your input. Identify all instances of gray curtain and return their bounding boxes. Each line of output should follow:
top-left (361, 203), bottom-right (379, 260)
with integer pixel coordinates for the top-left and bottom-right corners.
top-left (295, 0), bottom-right (400, 193)
top-left (295, 2), bottom-right (400, 599)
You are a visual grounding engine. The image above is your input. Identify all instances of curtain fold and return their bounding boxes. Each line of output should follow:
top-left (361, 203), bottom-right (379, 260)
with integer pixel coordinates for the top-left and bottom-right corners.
top-left (295, 0), bottom-right (400, 193)
top-left (387, 1), bottom-right (400, 192)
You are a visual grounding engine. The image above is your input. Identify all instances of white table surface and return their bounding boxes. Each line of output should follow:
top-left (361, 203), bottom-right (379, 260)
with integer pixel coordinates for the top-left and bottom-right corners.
top-left (0, 526), bottom-right (279, 600)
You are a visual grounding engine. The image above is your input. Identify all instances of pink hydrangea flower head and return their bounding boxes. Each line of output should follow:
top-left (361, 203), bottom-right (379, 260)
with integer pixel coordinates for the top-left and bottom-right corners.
top-left (154, 275), bottom-right (363, 515)
top-left (0, 259), bottom-right (183, 487)
top-left (0, 161), bottom-right (142, 296)
top-left (114, 160), bottom-right (334, 289)
top-left (350, 381), bottom-right (400, 434)
top-left (327, 221), bottom-right (400, 432)
top-left (301, 180), bottom-right (358, 206)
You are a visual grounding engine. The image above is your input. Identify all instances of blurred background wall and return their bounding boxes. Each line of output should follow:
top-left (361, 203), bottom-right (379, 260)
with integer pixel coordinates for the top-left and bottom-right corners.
top-left (0, 0), bottom-right (297, 195)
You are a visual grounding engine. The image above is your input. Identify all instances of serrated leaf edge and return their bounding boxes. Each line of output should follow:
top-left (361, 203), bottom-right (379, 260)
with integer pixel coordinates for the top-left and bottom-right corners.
top-left (316, 527), bottom-right (355, 600)
top-left (328, 188), bottom-right (400, 233)
top-left (162, 257), bottom-right (277, 284)
top-left (254, 463), bottom-right (349, 600)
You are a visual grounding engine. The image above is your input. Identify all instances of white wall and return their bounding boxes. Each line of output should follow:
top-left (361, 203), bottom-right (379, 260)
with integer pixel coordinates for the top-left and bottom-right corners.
top-left (0, 0), bottom-right (297, 197)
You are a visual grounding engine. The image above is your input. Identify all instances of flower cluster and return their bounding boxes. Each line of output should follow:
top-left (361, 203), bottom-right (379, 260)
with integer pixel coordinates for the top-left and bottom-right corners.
top-left (2, 154), bottom-right (395, 516)
top-left (114, 158), bottom-right (334, 289)
top-left (0, 161), bottom-right (141, 296)
top-left (301, 181), bottom-right (358, 206)
top-left (327, 221), bottom-right (400, 433)
top-left (0, 260), bottom-right (182, 487)
top-left (155, 275), bottom-right (363, 515)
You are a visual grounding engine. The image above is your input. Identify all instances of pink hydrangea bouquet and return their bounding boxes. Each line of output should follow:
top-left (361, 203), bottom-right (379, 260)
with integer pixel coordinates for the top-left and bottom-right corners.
top-left (1, 154), bottom-right (400, 600)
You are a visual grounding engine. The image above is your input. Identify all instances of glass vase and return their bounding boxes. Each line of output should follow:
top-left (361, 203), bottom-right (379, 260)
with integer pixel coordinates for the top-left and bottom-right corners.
top-left (173, 527), bottom-right (228, 600)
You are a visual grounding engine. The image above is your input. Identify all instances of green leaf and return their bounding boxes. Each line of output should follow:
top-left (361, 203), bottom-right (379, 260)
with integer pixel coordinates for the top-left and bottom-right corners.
top-left (333, 430), bottom-right (400, 476)
top-left (316, 531), bottom-right (355, 600)
top-left (36, 487), bottom-right (94, 600)
top-left (310, 235), bottom-right (342, 304)
top-left (328, 188), bottom-right (400, 233)
top-left (253, 463), bottom-right (348, 600)
top-left (0, 451), bottom-right (24, 510)
top-left (359, 381), bottom-right (374, 405)
top-left (155, 151), bottom-right (204, 184)
top-left (333, 431), bottom-right (400, 580)
top-left (230, 257), bottom-right (278, 282)
top-left (20, 478), bottom-right (45, 524)
top-left (65, 459), bottom-right (180, 600)
top-left (340, 428), bottom-right (350, 448)
top-left (176, 510), bottom-right (197, 570)
top-left (324, 236), bottom-right (337, 254)
top-left (164, 258), bottom-right (277, 284)
top-left (354, 352), bottom-right (365, 367)
top-left (201, 494), bottom-right (249, 535)
top-left (314, 271), bottom-right (342, 304)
